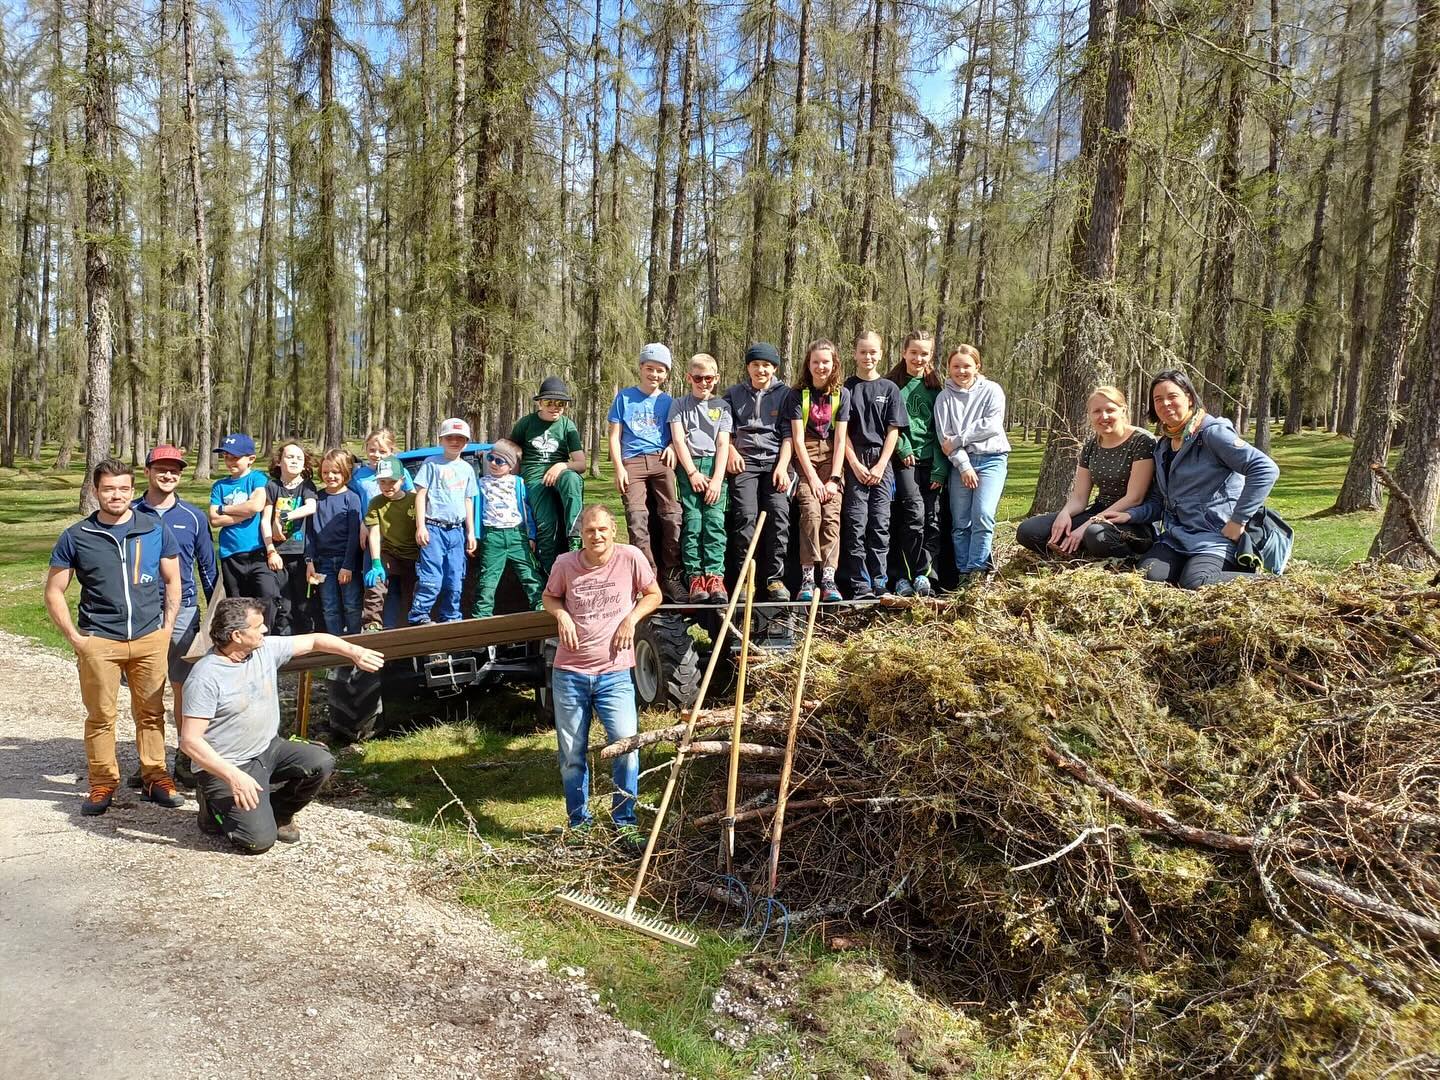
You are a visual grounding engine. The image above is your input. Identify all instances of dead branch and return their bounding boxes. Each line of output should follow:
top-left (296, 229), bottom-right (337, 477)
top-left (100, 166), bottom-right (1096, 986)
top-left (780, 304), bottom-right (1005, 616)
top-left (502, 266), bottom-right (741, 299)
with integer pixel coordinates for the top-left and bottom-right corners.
top-left (1288, 866), bottom-right (1440, 942)
top-left (599, 712), bottom-right (787, 758)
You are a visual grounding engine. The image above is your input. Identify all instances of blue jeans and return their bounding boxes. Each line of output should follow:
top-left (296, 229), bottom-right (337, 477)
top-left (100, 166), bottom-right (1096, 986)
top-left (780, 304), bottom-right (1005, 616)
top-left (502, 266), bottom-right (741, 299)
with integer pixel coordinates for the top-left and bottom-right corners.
top-left (409, 522), bottom-right (467, 623)
top-left (316, 556), bottom-right (361, 635)
top-left (551, 668), bottom-right (639, 827)
top-left (948, 452), bottom-right (1008, 572)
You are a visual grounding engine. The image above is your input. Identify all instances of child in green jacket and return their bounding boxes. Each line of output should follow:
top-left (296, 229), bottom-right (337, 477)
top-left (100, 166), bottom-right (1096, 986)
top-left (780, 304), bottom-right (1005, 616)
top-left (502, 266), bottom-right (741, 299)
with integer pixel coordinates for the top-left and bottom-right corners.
top-left (510, 377), bottom-right (587, 575)
top-left (886, 331), bottom-right (949, 596)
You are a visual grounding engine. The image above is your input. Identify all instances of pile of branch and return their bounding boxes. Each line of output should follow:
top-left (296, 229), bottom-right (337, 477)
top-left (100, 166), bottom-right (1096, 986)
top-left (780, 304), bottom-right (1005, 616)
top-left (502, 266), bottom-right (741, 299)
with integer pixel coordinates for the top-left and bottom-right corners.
top-left (609, 565), bottom-right (1440, 1075)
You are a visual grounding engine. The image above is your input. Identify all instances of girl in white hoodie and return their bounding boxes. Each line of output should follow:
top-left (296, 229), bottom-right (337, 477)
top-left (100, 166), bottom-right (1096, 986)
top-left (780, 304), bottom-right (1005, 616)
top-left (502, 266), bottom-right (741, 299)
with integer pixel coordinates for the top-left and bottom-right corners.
top-left (932, 344), bottom-right (1010, 576)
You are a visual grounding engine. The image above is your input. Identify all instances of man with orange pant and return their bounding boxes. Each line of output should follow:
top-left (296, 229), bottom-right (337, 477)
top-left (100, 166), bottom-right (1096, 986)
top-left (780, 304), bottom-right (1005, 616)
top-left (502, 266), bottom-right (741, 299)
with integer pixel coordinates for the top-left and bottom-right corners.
top-left (45, 458), bottom-right (183, 816)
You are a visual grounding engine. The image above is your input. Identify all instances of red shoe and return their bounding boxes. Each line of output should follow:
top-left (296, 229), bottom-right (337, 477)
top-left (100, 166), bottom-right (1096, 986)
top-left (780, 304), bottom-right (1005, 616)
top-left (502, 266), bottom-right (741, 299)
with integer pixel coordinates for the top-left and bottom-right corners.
top-left (688, 575), bottom-right (711, 604)
top-left (708, 574), bottom-right (729, 605)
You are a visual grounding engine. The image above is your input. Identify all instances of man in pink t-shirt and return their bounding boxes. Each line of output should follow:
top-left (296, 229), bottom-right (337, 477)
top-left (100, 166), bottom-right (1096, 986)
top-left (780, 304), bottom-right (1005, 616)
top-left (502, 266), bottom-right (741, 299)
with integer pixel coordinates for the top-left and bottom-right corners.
top-left (543, 504), bottom-right (663, 845)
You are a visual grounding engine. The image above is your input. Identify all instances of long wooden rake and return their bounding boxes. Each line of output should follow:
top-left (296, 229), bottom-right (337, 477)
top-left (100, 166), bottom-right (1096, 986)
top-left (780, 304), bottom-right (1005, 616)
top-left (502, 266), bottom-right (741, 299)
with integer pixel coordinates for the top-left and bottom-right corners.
top-left (557, 513), bottom-right (768, 948)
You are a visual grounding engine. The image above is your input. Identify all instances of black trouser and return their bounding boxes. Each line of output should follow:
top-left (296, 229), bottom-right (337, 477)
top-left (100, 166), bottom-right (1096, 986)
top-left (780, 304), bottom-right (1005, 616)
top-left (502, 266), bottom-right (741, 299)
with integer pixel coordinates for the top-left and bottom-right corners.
top-left (272, 551), bottom-right (316, 635)
top-left (195, 736), bottom-right (335, 854)
top-left (727, 465), bottom-right (793, 587)
top-left (1138, 539), bottom-right (1250, 589)
top-left (1016, 507), bottom-right (1156, 561)
top-left (221, 550), bottom-right (282, 629)
top-left (841, 449), bottom-right (893, 595)
top-left (889, 462), bottom-right (940, 583)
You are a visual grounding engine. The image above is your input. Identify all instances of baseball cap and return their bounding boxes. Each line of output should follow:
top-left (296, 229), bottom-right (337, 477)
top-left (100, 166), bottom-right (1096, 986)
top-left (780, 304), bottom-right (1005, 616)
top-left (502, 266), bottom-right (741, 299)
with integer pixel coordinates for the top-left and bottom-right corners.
top-left (215, 433), bottom-right (256, 456)
top-left (374, 455), bottom-right (405, 481)
top-left (145, 445), bottom-right (187, 468)
top-left (438, 417), bottom-right (472, 440)
top-left (638, 343), bottom-right (673, 371)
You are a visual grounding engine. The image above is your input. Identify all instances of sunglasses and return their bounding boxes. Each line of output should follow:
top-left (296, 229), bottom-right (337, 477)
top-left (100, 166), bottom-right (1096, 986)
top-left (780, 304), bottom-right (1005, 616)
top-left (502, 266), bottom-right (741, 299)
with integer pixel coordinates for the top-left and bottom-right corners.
top-left (689, 373), bottom-right (717, 383)
top-left (486, 454), bottom-right (511, 466)
top-left (538, 398), bottom-right (568, 408)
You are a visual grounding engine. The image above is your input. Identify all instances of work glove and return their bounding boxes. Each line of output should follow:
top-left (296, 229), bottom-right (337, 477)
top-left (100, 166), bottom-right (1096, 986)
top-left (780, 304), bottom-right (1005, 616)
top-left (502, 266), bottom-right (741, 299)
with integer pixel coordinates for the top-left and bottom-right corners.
top-left (364, 559), bottom-right (387, 588)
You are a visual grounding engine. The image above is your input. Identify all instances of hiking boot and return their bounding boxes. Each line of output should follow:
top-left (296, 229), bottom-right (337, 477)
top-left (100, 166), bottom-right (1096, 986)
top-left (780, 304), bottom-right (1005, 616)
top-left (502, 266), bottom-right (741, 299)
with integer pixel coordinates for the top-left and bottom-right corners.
top-left (766, 580), bottom-right (791, 603)
top-left (275, 819), bottom-right (301, 844)
top-left (195, 787), bottom-right (223, 835)
top-left (688, 575), bottom-right (710, 604)
top-left (894, 579), bottom-right (914, 598)
top-left (81, 785), bottom-right (116, 816)
top-left (662, 570), bottom-right (688, 604)
top-left (142, 777), bottom-right (185, 809)
top-left (125, 769), bottom-right (143, 790)
top-left (173, 750), bottom-right (196, 790)
top-left (913, 574), bottom-right (932, 597)
top-left (614, 823), bottom-right (646, 856)
top-left (708, 575), bottom-right (729, 605)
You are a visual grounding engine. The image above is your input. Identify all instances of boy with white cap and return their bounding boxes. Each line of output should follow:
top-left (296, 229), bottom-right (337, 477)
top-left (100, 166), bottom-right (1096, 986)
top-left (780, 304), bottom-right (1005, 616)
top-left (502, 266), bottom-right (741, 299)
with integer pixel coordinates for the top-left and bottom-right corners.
top-left (408, 418), bottom-right (479, 624)
top-left (469, 438), bottom-right (545, 618)
top-left (607, 343), bottom-right (684, 601)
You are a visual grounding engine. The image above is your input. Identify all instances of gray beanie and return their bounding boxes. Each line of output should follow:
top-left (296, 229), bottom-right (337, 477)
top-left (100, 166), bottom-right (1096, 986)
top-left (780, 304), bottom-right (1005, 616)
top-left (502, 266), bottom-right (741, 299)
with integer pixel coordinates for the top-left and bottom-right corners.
top-left (638, 343), bottom-right (673, 371)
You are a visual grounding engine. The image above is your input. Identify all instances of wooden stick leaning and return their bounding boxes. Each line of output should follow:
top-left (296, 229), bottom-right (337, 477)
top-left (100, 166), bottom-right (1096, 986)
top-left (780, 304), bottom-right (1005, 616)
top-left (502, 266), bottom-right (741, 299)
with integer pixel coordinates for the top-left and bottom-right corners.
top-left (558, 512), bottom-right (767, 947)
top-left (722, 561), bottom-right (758, 872)
top-left (767, 584), bottom-right (824, 897)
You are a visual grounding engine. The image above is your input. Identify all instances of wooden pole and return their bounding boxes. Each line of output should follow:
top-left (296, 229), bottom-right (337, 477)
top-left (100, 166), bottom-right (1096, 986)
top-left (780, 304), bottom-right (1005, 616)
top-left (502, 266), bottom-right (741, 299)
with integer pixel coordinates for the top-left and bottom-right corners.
top-left (721, 561), bottom-right (758, 871)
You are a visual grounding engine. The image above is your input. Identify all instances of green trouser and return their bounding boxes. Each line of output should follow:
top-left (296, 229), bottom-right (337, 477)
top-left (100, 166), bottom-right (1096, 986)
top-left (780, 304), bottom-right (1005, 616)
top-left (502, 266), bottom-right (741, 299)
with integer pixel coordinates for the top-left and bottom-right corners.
top-left (470, 526), bottom-right (545, 618)
top-left (527, 469), bottom-right (584, 576)
top-left (676, 457), bottom-right (729, 576)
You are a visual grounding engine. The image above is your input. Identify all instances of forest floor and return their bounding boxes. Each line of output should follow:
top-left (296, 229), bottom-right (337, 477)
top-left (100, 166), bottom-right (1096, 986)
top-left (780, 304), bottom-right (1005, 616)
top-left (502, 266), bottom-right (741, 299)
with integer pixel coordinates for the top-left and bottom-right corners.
top-left (0, 429), bottom-right (1395, 1077)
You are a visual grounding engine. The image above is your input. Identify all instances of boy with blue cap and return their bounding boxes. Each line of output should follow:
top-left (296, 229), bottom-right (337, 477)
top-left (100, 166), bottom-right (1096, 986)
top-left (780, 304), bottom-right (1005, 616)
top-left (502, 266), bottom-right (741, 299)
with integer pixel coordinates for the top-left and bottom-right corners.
top-left (408, 418), bottom-right (479, 624)
top-left (209, 432), bottom-right (280, 626)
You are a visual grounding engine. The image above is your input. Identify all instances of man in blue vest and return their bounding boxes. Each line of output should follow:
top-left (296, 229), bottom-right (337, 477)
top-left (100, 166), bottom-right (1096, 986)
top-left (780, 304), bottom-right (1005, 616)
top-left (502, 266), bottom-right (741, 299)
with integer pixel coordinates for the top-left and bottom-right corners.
top-left (45, 459), bottom-right (183, 817)
top-left (131, 444), bottom-right (219, 788)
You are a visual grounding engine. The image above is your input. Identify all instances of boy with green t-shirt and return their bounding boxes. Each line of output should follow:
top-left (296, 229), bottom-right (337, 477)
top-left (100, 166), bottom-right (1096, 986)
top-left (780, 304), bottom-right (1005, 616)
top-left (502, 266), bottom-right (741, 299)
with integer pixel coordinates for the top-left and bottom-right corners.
top-left (509, 376), bottom-right (586, 574)
top-left (360, 456), bottom-right (419, 629)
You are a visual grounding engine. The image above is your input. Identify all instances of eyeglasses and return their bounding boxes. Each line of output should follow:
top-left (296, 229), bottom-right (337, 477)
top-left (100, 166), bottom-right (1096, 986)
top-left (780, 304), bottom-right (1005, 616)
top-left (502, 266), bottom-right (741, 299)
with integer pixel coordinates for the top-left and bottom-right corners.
top-left (538, 399), bottom-right (568, 408)
top-left (689, 374), bottom-right (717, 383)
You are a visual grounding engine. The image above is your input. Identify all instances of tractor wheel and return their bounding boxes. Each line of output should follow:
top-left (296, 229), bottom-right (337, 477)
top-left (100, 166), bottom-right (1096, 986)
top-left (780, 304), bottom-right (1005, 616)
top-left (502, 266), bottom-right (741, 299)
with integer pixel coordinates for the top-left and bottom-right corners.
top-left (632, 612), bottom-right (701, 710)
top-left (326, 667), bottom-right (385, 744)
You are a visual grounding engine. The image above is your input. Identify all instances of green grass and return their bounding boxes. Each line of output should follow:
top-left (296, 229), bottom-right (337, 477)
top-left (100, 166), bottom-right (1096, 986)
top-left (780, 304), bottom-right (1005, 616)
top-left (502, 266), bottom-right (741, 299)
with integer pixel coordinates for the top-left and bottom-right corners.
top-left (0, 429), bottom-right (1391, 1076)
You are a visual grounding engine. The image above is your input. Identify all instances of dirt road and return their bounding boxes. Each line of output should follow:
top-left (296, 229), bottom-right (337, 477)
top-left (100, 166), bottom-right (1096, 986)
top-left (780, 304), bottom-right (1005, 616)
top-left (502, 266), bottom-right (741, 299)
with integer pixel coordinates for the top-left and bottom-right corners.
top-left (0, 630), bottom-right (671, 1079)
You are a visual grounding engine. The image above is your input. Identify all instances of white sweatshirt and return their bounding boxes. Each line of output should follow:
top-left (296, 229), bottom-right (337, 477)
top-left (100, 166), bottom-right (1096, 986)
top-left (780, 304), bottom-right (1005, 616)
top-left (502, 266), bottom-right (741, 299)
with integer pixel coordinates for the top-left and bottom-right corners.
top-left (932, 375), bottom-right (1011, 473)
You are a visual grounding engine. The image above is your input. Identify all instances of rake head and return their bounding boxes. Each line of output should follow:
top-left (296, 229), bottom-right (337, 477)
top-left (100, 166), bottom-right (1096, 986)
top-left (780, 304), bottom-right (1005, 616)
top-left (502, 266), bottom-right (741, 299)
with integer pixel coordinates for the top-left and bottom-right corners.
top-left (557, 889), bottom-right (699, 948)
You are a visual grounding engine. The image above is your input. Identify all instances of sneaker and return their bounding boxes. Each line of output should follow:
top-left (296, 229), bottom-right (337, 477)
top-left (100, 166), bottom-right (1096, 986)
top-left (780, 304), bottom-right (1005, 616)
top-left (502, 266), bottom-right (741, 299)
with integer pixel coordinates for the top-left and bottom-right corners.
top-left (913, 574), bottom-right (932, 597)
top-left (81, 785), bottom-right (116, 816)
top-left (766, 580), bottom-right (791, 603)
top-left (362, 621), bottom-right (383, 633)
top-left (822, 581), bottom-right (844, 603)
top-left (873, 577), bottom-right (889, 596)
top-left (614, 823), bottom-right (646, 855)
top-left (275, 819), bottom-right (301, 844)
top-left (173, 750), bottom-right (196, 790)
top-left (895, 578), bottom-right (915, 598)
top-left (688, 575), bottom-right (710, 604)
top-left (850, 587), bottom-right (875, 601)
top-left (195, 787), bottom-right (223, 835)
top-left (708, 575), bottom-right (729, 605)
top-left (141, 777), bottom-right (185, 809)
top-left (797, 568), bottom-right (816, 602)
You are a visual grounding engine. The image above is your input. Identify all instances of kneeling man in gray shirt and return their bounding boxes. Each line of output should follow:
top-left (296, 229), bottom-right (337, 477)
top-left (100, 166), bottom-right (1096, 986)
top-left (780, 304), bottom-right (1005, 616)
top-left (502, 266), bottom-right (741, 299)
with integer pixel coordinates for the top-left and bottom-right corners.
top-left (180, 596), bottom-right (384, 853)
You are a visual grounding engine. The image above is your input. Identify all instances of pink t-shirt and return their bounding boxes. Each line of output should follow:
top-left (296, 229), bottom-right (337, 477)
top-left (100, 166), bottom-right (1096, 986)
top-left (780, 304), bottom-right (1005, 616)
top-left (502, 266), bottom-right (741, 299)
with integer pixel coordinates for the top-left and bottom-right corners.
top-left (545, 544), bottom-right (657, 675)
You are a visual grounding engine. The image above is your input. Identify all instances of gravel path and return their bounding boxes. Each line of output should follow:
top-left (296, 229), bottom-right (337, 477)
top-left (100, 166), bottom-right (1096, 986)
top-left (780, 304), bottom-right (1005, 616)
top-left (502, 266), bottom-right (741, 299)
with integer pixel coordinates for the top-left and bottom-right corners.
top-left (0, 630), bottom-right (671, 1080)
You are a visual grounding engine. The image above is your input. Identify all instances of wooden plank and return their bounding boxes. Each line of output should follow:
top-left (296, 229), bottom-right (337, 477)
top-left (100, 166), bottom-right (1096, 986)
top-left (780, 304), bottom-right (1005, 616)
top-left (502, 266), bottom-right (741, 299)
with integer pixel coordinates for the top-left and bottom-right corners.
top-left (278, 609), bottom-right (558, 673)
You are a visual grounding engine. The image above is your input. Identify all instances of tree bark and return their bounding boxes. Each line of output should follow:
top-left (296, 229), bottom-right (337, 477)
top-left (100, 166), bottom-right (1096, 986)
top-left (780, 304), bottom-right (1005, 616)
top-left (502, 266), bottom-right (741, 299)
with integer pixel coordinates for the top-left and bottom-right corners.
top-left (1341, 0), bottom-right (1388, 437)
top-left (1337, 0), bottom-right (1440, 512)
top-left (661, 5), bottom-right (698, 345)
top-left (644, 11), bottom-right (673, 341)
top-left (80, 0), bottom-right (115, 512)
top-left (1253, 0), bottom-right (1291, 452)
top-left (30, 157), bottom-right (53, 461)
top-left (449, 0), bottom-right (468, 416)
top-left (182, 0), bottom-right (214, 479)
top-left (319, 0), bottom-right (342, 448)
top-left (744, 0), bottom-right (779, 342)
top-left (6, 127), bottom-right (38, 469)
top-left (852, 0), bottom-right (886, 325)
top-left (777, 0), bottom-right (811, 366)
top-left (1285, 3), bottom-right (1353, 436)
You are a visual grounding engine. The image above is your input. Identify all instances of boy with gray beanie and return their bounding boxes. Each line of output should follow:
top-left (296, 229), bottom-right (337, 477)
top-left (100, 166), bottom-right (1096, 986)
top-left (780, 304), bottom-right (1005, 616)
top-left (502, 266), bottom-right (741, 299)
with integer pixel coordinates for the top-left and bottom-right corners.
top-left (607, 343), bottom-right (685, 602)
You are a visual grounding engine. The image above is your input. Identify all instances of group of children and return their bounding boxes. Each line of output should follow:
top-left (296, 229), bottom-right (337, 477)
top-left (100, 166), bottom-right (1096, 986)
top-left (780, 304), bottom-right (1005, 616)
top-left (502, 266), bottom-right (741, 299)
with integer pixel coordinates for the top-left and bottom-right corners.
top-left (607, 330), bottom-right (1010, 604)
top-left (208, 380), bottom-right (591, 635)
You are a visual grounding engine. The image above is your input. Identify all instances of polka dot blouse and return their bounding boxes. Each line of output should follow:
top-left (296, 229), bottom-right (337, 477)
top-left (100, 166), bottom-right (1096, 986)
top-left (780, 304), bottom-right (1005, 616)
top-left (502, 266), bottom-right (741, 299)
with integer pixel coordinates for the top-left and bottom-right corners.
top-left (1079, 429), bottom-right (1156, 509)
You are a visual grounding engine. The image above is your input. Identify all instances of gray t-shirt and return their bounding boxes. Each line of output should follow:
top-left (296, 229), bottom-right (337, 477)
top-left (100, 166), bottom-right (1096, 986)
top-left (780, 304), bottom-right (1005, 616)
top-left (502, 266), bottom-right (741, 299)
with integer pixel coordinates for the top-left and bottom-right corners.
top-left (185, 636), bottom-right (300, 768)
top-left (666, 393), bottom-right (734, 457)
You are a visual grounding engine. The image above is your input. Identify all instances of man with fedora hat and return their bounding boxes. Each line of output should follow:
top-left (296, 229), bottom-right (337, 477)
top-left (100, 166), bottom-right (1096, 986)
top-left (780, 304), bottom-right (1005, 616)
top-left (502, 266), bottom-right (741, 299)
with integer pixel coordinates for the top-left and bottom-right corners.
top-left (510, 376), bottom-right (587, 575)
top-left (131, 444), bottom-right (218, 787)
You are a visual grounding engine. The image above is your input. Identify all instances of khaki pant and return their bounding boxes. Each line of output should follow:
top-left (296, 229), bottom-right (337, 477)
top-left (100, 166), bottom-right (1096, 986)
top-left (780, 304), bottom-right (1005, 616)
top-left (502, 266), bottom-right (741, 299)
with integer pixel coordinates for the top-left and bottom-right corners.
top-left (795, 438), bottom-right (842, 569)
top-left (76, 625), bottom-right (170, 788)
top-left (618, 451), bottom-right (682, 577)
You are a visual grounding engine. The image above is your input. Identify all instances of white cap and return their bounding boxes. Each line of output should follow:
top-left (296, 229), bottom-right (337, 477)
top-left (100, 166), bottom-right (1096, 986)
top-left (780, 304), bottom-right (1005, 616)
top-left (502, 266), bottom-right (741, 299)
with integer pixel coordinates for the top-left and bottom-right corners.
top-left (438, 417), bottom-right (472, 440)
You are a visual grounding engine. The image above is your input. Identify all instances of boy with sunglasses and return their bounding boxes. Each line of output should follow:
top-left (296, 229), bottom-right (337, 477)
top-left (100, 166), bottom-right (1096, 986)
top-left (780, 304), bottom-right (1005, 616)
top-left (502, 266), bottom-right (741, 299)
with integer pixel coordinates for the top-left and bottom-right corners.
top-left (667, 353), bottom-right (734, 604)
top-left (470, 440), bottom-right (545, 618)
top-left (510, 377), bottom-right (587, 576)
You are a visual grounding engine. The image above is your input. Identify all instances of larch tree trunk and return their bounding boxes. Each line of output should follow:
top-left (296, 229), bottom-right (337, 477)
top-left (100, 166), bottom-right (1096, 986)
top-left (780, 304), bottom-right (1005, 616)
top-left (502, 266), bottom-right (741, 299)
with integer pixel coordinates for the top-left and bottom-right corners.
top-left (934, 0), bottom-right (982, 353)
top-left (31, 159), bottom-right (53, 461)
top-left (319, 0), bottom-right (342, 448)
top-left (852, 0), bottom-right (886, 326)
top-left (79, 0), bottom-right (115, 513)
top-left (644, 11), bottom-right (673, 341)
top-left (1341, 0), bottom-right (1387, 437)
top-left (182, 0), bottom-right (213, 479)
top-left (6, 128), bottom-right (37, 469)
top-left (661, 5), bottom-right (697, 345)
top-left (1253, 0), bottom-right (1291, 453)
top-left (744, 0), bottom-right (779, 342)
top-left (448, 0), bottom-right (467, 414)
top-left (777, 0), bottom-right (811, 366)
top-left (1336, 0), bottom-right (1440, 512)
top-left (1030, 0), bottom-right (1144, 513)
top-left (1284, 0), bottom-right (1353, 435)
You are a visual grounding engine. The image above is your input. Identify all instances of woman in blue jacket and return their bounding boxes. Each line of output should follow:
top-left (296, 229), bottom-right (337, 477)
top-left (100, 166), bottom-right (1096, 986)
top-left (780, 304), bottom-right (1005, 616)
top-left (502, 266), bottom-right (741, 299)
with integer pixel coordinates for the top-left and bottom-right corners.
top-left (1112, 370), bottom-right (1279, 589)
